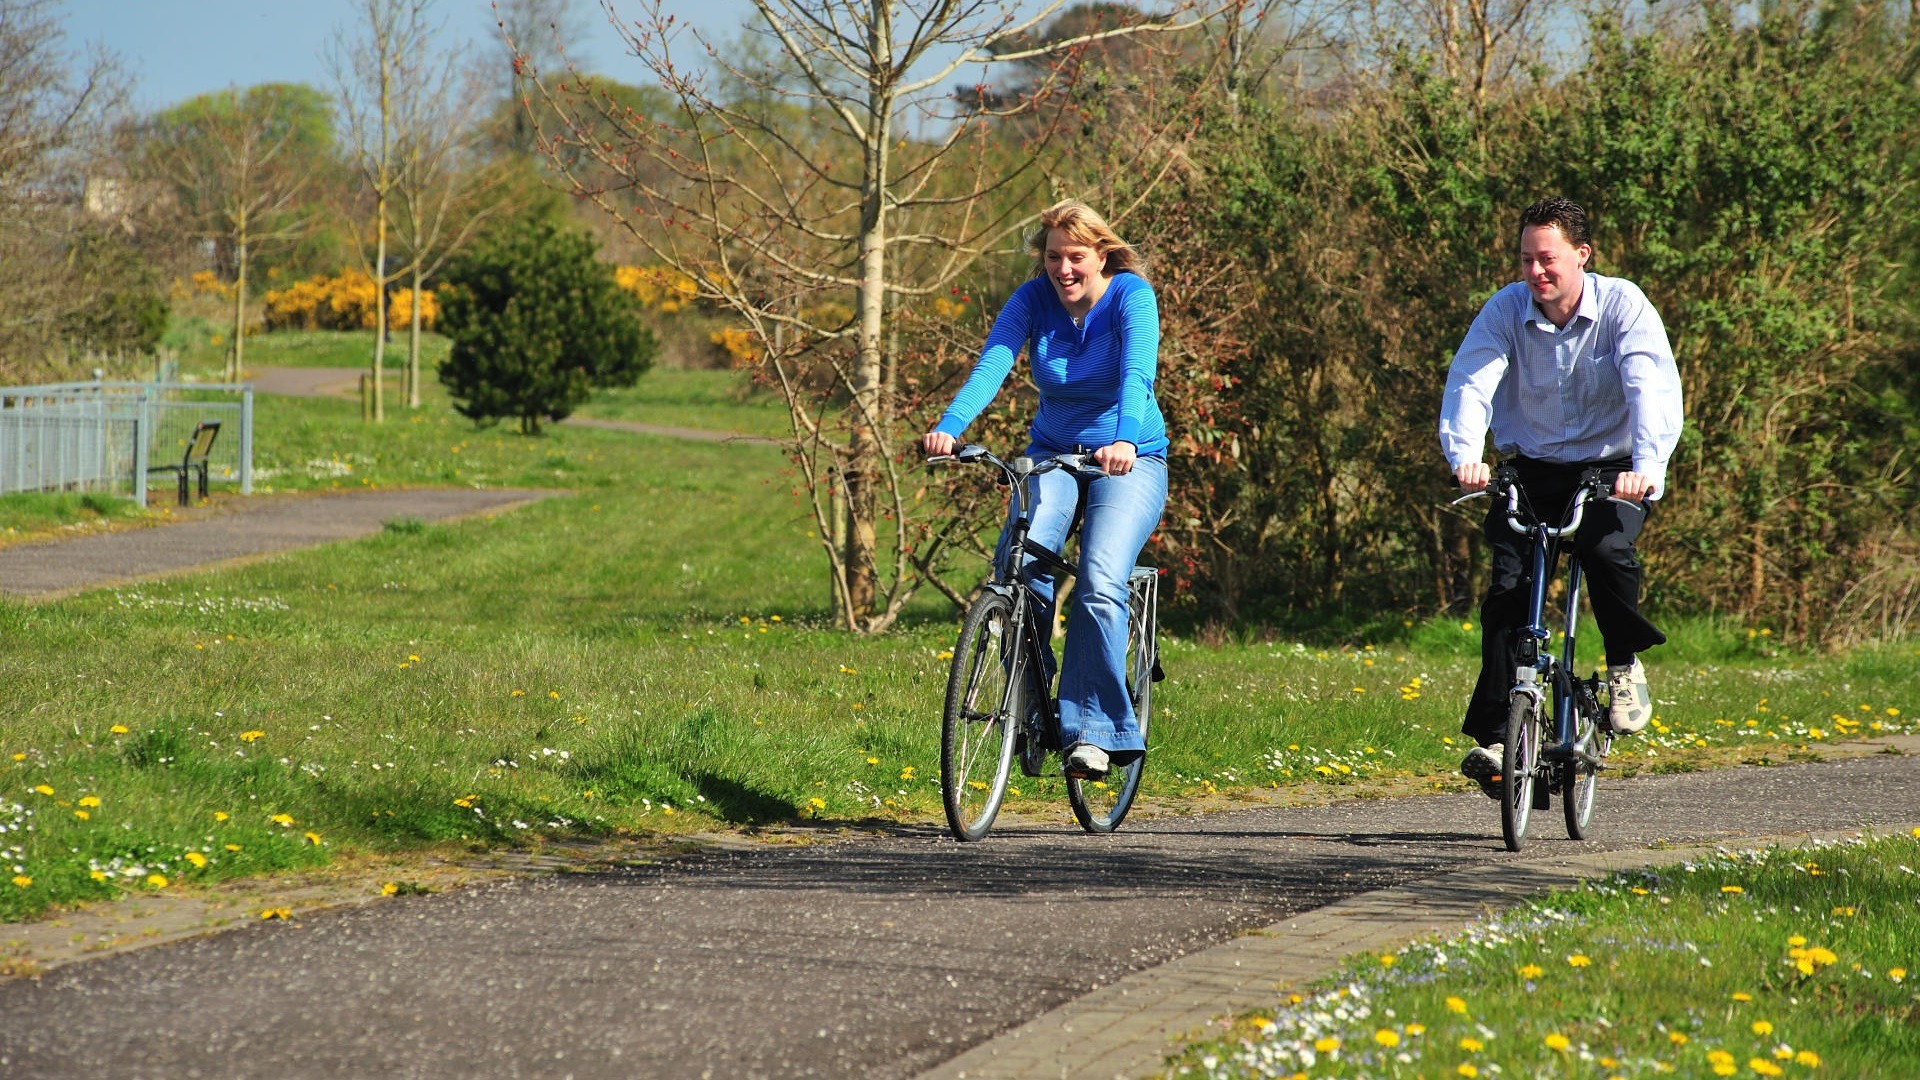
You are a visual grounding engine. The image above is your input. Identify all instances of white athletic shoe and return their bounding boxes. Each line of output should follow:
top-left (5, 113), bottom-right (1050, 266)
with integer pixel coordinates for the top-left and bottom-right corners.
top-left (1460, 743), bottom-right (1503, 800)
top-left (1607, 658), bottom-right (1652, 734)
top-left (1065, 743), bottom-right (1110, 779)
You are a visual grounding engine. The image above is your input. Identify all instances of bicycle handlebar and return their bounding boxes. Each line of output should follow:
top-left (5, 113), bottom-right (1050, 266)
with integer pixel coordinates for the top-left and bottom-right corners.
top-left (1450, 465), bottom-right (1641, 537)
top-left (928, 444), bottom-right (1107, 480)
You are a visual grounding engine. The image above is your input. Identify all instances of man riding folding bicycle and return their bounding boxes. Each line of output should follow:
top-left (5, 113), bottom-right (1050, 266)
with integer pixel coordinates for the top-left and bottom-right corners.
top-left (1440, 197), bottom-right (1685, 795)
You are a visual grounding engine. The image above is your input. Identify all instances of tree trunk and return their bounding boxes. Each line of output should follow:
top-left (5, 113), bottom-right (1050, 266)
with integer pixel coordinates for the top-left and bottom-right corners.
top-left (407, 263), bottom-right (423, 408)
top-left (844, 2), bottom-right (895, 631)
top-left (230, 232), bottom-right (248, 383)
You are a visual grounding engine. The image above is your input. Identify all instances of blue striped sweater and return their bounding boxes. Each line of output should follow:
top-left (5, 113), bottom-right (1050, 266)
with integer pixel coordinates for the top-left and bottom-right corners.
top-left (933, 272), bottom-right (1168, 456)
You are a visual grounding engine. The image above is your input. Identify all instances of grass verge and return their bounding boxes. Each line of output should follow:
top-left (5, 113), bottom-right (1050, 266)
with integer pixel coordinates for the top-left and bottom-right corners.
top-left (1165, 830), bottom-right (1920, 1078)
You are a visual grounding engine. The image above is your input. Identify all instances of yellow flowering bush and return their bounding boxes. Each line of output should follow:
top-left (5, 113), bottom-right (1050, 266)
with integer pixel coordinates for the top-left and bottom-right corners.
top-left (614, 264), bottom-right (698, 312)
top-left (262, 270), bottom-right (438, 332)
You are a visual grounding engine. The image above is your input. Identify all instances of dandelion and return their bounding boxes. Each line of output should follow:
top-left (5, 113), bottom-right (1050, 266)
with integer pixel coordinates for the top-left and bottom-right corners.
top-left (1794, 1051), bottom-right (1821, 1067)
top-left (110, 724), bottom-right (129, 734)
top-left (1889, 968), bottom-right (1906, 983)
top-left (1788, 935), bottom-right (1806, 947)
top-left (807, 797), bottom-right (826, 810)
top-left (224, 844), bottom-right (241, 852)
top-left (146, 873), bottom-right (168, 888)
top-left (549, 691), bottom-right (559, 699)
top-left (1669, 1032), bottom-right (1689, 1046)
top-left (866, 757), bottom-right (880, 765)
top-left (381, 882), bottom-right (399, 896)
top-left (1458, 1037), bottom-right (1484, 1052)
top-left (1313, 1037), bottom-right (1339, 1053)
top-left (1567, 954), bottom-right (1592, 968)
top-left (1722, 885), bottom-right (1745, 894)
top-left (32, 784), bottom-right (52, 796)
top-left (1748, 1059), bottom-right (1783, 1077)
top-left (1379, 953), bottom-right (1396, 968)
top-left (1733, 992), bottom-right (1753, 1002)
top-left (1445, 996), bottom-right (1468, 1014)
top-left (260, 907), bottom-right (291, 920)
top-left (1751, 1020), bottom-right (1773, 1036)
top-left (239, 730), bottom-right (265, 743)
top-left (1457, 1065), bottom-right (1479, 1078)
top-left (510, 689), bottom-right (525, 697)
top-left (1545, 1033), bottom-right (1571, 1052)
top-left (184, 852), bottom-right (207, 868)
top-left (214, 811), bottom-right (229, 822)
top-left (303, 832), bottom-right (322, 845)
top-left (900, 766), bottom-right (916, 781)
top-left (74, 810), bottom-right (89, 820)
top-left (1374, 1029), bottom-right (1401, 1047)
top-left (270, 813), bottom-right (294, 826)
top-left (10, 875), bottom-right (29, 888)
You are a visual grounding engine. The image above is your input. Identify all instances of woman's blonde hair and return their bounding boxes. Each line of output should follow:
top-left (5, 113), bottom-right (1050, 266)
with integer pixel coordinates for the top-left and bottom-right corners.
top-left (1028, 199), bottom-right (1144, 281)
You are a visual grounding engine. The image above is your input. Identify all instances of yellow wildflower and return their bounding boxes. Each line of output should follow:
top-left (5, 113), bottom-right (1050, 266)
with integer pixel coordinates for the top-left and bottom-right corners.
top-left (1374, 1029), bottom-right (1400, 1047)
top-left (1545, 1033), bottom-right (1571, 1052)
top-left (184, 852), bottom-right (208, 868)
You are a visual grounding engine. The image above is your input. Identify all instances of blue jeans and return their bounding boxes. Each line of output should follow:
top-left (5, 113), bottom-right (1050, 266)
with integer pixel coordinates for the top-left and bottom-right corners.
top-left (997, 453), bottom-right (1167, 758)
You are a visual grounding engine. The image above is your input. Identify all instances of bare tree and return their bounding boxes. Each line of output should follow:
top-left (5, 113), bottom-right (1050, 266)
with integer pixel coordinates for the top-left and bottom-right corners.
top-left (1361, 0), bottom-right (1549, 104)
top-left (0, 0), bottom-right (125, 378)
top-left (388, 29), bottom-right (507, 407)
top-left (145, 85), bottom-right (319, 382)
top-left (336, 0), bottom-right (442, 422)
top-left (525, 0), bottom-right (1208, 633)
top-left (493, 0), bottom-right (586, 152)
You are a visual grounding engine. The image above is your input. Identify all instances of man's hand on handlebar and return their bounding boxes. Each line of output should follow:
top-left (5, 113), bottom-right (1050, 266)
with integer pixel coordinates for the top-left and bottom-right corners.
top-left (921, 431), bottom-right (957, 458)
top-left (1455, 461), bottom-right (1491, 495)
top-left (1611, 471), bottom-right (1654, 503)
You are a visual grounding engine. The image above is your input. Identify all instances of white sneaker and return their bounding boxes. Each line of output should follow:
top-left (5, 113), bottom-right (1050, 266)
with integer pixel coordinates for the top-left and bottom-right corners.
top-left (1608, 658), bottom-right (1651, 734)
top-left (1065, 743), bottom-right (1110, 779)
top-left (1460, 743), bottom-right (1503, 799)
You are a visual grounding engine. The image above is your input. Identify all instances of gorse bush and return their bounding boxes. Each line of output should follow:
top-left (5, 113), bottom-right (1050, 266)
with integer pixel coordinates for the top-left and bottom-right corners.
top-left (261, 270), bottom-right (438, 333)
top-left (436, 220), bottom-right (656, 434)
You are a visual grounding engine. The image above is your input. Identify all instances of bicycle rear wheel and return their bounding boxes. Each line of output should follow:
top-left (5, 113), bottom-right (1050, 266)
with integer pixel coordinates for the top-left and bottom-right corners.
top-left (1501, 692), bottom-right (1540, 852)
top-left (941, 593), bottom-right (1022, 841)
top-left (1564, 690), bottom-right (1611, 839)
top-left (1067, 569), bottom-right (1156, 834)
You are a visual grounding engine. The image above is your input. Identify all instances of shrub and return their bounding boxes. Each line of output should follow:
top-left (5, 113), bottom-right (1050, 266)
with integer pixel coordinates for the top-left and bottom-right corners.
top-left (436, 221), bottom-right (656, 434)
top-left (261, 270), bottom-right (438, 332)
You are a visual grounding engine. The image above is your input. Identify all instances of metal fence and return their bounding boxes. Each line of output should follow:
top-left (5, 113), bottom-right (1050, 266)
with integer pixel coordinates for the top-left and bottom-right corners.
top-left (0, 381), bottom-right (254, 503)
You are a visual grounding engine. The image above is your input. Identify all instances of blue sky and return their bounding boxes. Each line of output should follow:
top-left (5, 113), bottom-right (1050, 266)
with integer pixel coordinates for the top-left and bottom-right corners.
top-left (60, 0), bottom-right (759, 112)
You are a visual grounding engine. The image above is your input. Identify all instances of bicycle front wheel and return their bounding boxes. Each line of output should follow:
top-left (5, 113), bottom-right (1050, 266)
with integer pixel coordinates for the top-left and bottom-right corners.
top-left (941, 592), bottom-right (1022, 841)
top-left (1501, 693), bottom-right (1540, 852)
top-left (1067, 569), bottom-right (1156, 834)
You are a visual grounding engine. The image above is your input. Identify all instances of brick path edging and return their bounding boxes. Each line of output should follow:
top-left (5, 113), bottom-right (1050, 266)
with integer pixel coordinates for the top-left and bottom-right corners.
top-left (917, 820), bottom-right (1920, 1080)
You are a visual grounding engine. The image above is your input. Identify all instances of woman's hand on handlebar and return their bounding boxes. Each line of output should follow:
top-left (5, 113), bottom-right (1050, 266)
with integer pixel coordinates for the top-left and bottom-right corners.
top-left (922, 431), bottom-right (957, 458)
top-left (1092, 441), bottom-right (1137, 476)
top-left (1611, 471), bottom-right (1654, 502)
top-left (1455, 461), bottom-right (1491, 494)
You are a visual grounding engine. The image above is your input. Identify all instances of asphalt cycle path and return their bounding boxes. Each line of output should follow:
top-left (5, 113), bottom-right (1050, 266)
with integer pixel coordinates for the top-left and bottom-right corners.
top-left (3, 749), bottom-right (1918, 1080)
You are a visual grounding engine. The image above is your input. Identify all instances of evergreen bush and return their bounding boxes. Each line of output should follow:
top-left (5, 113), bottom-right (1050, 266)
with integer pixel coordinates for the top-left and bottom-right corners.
top-left (436, 220), bottom-right (656, 434)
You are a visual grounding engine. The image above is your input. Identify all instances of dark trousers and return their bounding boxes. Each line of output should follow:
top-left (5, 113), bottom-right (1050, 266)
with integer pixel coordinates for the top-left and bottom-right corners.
top-left (1463, 457), bottom-right (1667, 746)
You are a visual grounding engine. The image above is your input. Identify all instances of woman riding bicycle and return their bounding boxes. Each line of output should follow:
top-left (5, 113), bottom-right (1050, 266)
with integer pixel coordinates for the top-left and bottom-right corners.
top-left (920, 199), bottom-right (1168, 781)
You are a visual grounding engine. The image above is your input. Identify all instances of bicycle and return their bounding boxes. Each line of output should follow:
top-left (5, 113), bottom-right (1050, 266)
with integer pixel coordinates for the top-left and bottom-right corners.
top-left (930, 444), bottom-right (1162, 842)
top-left (1454, 464), bottom-right (1630, 851)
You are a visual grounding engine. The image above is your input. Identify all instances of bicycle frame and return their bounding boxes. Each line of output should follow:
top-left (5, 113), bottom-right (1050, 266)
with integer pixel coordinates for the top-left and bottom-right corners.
top-left (940, 446), bottom-right (1099, 752)
top-left (1494, 467), bottom-right (1612, 768)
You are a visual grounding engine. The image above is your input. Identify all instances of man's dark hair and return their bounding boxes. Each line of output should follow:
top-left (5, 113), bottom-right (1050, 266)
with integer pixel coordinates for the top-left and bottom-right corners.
top-left (1519, 197), bottom-right (1591, 247)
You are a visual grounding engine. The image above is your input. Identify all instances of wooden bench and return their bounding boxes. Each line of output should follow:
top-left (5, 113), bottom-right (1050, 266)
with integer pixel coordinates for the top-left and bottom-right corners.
top-left (148, 420), bottom-right (220, 506)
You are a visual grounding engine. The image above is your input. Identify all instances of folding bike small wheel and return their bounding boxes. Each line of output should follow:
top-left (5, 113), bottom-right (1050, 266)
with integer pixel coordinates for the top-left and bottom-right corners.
top-left (1501, 693), bottom-right (1541, 852)
top-left (1563, 687), bottom-right (1611, 840)
top-left (940, 592), bottom-right (1022, 841)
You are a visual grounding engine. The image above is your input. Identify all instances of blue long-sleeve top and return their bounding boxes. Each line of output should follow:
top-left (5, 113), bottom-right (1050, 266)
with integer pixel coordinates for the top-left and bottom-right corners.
top-left (933, 272), bottom-right (1169, 456)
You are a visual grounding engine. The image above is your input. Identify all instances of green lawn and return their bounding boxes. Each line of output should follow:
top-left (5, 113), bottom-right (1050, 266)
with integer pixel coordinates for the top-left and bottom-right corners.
top-left (1, 379), bottom-right (1915, 924)
top-left (1169, 831), bottom-right (1920, 1078)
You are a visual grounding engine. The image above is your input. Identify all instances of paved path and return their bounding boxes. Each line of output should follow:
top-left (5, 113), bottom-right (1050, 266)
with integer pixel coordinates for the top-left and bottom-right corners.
top-left (2, 748), bottom-right (1916, 1080)
top-left (0, 488), bottom-right (558, 599)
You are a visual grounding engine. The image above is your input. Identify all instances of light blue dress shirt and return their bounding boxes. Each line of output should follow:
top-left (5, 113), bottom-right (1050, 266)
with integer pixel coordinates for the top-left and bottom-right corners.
top-left (1439, 273), bottom-right (1683, 496)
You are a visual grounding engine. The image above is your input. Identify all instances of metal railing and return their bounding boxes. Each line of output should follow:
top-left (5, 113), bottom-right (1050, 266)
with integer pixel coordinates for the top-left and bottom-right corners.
top-left (0, 380), bottom-right (254, 503)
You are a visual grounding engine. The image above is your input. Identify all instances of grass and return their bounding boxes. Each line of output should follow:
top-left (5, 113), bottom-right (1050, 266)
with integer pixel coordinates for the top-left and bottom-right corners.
top-left (1166, 830), bottom-right (1920, 1078)
top-left (0, 378), bottom-right (1916, 924)
top-left (167, 318), bottom-right (452, 376)
top-left (569, 365), bottom-right (789, 439)
top-left (0, 491), bottom-right (147, 546)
